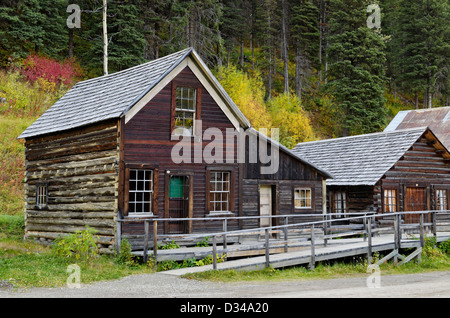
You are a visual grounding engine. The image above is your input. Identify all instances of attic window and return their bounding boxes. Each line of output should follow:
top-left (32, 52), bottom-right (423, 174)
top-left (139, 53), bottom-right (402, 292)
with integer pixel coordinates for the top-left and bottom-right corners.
top-left (172, 86), bottom-right (197, 137)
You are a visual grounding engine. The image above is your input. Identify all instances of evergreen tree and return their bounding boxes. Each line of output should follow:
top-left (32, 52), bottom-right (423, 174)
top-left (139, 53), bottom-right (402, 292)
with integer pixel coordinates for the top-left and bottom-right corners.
top-left (391, 0), bottom-right (449, 108)
top-left (326, 0), bottom-right (387, 136)
top-left (290, 0), bottom-right (320, 99)
top-left (0, 0), bottom-right (67, 62)
top-left (77, 0), bottom-right (146, 75)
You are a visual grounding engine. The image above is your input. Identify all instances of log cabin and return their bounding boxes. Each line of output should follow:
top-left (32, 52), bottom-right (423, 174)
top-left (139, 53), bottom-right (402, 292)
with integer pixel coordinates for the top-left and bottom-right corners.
top-left (19, 48), bottom-right (330, 253)
top-left (292, 127), bottom-right (450, 224)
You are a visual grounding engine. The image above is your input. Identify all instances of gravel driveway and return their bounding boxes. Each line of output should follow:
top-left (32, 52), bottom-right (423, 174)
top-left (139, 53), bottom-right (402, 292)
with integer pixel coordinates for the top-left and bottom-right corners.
top-left (1, 271), bottom-right (449, 298)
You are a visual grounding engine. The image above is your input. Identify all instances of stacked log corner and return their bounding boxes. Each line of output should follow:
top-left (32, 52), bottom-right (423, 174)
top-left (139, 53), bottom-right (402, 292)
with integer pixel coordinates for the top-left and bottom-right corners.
top-left (23, 119), bottom-right (120, 254)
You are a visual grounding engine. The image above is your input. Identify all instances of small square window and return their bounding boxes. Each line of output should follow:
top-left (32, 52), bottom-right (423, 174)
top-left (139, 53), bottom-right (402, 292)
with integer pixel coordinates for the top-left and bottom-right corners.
top-left (295, 188), bottom-right (312, 209)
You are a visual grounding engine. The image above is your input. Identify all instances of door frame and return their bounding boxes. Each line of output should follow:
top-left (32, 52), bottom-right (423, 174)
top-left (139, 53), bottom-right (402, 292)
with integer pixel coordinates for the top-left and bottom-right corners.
top-left (164, 171), bottom-right (194, 234)
top-left (258, 183), bottom-right (279, 228)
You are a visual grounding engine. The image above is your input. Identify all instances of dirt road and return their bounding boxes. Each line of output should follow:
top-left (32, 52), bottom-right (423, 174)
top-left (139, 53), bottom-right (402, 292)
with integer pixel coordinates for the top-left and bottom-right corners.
top-left (1, 271), bottom-right (449, 298)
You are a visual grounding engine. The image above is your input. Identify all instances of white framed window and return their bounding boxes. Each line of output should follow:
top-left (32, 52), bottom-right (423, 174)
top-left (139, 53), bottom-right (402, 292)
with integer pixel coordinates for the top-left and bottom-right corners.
top-left (128, 169), bottom-right (153, 214)
top-left (295, 188), bottom-right (312, 209)
top-left (209, 171), bottom-right (231, 212)
top-left (36, 184), bottom-right (48, 209)
top-left (333, 191), bottom-right (347, 217)
top-left (173, 87), bottom-right (196, 136)
top-left (436, 189), bottom-right (447, 211)
top-left (383, 189), bottom-right (397, 213)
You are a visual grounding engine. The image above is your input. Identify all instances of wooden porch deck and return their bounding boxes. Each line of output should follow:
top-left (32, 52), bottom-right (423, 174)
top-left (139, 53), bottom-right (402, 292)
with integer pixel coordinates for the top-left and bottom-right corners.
top-left (120, 211), bottom-right (450, 276)
top-left (161, 232), bottom-right (450, 276)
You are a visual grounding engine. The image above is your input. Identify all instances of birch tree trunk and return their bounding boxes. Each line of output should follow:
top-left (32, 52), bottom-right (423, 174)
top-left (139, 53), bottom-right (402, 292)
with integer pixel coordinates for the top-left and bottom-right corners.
top-left (103, 0), bottom-right (108, 75)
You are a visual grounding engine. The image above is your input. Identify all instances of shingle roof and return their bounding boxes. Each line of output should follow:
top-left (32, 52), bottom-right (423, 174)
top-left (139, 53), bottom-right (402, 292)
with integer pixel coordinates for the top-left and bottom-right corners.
top-left (384, 106), bottom-right (450, 151)
top-left (18, 48), bottom-right (250, 139)
top-left (292, 127), bottom-right (429, 186)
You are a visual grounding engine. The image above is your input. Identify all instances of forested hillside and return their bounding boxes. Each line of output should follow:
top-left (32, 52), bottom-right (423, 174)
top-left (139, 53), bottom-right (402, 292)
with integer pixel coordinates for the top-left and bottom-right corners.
top-left (1, 0), bottom-right (449, 137)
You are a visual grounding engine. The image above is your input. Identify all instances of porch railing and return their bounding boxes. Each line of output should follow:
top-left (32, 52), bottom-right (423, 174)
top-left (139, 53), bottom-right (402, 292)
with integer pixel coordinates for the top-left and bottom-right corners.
top-left (117, 210), bottom-right (450, 269)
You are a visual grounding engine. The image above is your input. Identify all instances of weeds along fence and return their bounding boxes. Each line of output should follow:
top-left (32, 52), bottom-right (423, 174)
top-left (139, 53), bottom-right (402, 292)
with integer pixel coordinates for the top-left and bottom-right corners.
top-left (117, 210), bottom-right (450, 269)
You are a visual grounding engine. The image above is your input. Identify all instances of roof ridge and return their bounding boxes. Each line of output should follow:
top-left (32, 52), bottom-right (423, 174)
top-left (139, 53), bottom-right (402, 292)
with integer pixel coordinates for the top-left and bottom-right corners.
top-left (294, 126), bottom-right (428, 148)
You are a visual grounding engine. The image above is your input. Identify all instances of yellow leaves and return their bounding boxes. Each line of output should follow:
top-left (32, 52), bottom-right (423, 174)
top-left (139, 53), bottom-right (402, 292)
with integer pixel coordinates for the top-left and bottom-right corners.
top-left (215, 65), bottom-right (272, 131)
top-left (214, 65), bottom-right (315, 149)
top-left (268, 93), bottom-right (315, 149)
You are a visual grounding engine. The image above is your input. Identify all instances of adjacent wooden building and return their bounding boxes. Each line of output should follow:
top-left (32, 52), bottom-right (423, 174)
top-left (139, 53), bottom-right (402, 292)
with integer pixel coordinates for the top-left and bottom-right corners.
top-left (19, 48), bottom-right (330, 252)
top-left (293, 127), bottom-right (450, 224)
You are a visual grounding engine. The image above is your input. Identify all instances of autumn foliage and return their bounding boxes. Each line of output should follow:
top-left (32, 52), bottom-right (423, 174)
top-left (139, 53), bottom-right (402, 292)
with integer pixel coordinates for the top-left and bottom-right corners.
top-left (19, 55), bottom-right (83, 90)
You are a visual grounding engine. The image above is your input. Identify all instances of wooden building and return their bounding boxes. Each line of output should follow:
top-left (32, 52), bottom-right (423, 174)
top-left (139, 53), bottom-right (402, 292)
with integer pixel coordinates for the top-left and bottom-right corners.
top-left (384, 106), bottom-right (450, 151)
top-left (19, 48), bottom-right (330, 252)
top-left (293, 127), bottom-right (450, 223)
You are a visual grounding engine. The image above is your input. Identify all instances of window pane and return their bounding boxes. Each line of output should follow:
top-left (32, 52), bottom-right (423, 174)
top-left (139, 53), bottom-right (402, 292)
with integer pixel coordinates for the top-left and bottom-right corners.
top-left (128, 169), bottom-right (153, 214)
top-left (209, 171), bottom-right (231, 212)
top-left (295, 188), bottom-right (312, 208)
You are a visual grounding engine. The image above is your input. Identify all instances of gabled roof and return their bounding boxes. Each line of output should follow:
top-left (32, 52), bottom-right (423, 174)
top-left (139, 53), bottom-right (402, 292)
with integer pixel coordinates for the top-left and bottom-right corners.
top-left (384, 106), bottom-right (450, 151)
top-left (19, 48), bottom-right (250, 139)
top-left (292, 127), bottom-right (446, 186)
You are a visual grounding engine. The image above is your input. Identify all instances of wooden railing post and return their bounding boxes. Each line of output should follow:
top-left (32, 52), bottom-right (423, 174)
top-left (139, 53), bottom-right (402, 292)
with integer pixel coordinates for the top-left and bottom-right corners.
top-left (310, 224), bottom-right (315, 270)
top-left (367, 216), bottom-right (372, 264)
top-left (363, 215), bottom-right (367, 242)
top-left (265, 228), bottom-right (270, 268)
top-left (143, 220), bottom-right (149, 263)
top-left (223, 218), bottom-right (228, 250)
top-left (394, 213), bottom-right (399, 263)
top-left (153, 220), bottom-right (158, 266)
top-left (419, 213), bottom-right (425, 248)
top-left (284, 217), bottom-right (289, 252)
top-left (324, 214), bottom-right (328, 246)
top-left (432, 211), bottom-right (437, 238)
top-left (212, 235), bottom-right (217, 270)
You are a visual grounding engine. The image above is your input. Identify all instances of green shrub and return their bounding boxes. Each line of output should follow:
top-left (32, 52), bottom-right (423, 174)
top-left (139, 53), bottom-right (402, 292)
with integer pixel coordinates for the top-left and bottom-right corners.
top-left (116, 238), bottom-right (137, 266)
top-left (52, 226), bottom-right (99, 262)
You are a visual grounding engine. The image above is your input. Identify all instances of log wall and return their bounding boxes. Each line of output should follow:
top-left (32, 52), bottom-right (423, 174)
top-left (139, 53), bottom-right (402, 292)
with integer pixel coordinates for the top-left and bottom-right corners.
top-left (23, 119), bottom-right (120, 253)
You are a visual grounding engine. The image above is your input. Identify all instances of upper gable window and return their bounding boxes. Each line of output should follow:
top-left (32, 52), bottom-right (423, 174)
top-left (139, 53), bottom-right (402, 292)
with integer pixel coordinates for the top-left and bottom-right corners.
top-left (173, 87), bottom-right (197, 136)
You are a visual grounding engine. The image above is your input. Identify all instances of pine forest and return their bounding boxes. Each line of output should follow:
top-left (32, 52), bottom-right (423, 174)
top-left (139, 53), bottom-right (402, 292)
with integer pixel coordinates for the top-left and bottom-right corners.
top-left (0, 1), bottom-right (448, 217)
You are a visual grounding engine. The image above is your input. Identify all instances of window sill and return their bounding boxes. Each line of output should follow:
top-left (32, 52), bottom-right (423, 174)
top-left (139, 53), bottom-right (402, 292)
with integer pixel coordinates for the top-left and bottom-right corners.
top-left (125, 213), bottom-right (155, 219)
top-left (206, 211), bottom-right (235, 217)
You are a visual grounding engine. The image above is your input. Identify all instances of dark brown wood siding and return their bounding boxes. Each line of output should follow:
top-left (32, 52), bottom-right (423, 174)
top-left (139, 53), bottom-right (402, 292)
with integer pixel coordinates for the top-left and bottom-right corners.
top-left (23, 119), bottom-right (120, 253)
top-left (327, 136), bottom-right (450, 221)
top-left (381, 136), bottom-right (450, 214)
top-left (121, 67), bottom-right (240, 237)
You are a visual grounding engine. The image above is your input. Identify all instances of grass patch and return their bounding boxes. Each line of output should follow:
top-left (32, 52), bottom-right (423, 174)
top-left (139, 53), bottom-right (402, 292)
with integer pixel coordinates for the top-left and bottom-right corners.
top-left (0, 216), bottom-right (154, 289)
top-left (0, 244), bottom-right (153, 288)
